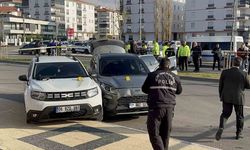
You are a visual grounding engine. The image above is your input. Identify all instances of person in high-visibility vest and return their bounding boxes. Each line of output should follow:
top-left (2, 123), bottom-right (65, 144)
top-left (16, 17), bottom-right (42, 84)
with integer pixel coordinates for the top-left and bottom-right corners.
top-left (142, 42), bottom-right (148, 55)
top-left (162, 42), bottom-right (169, 58)
top-left (125, 42), bottom-right (131, 53)
top-left (178, 41), bottom-right (190, 71)
top-left (153, 40), bottom-right (160, 58)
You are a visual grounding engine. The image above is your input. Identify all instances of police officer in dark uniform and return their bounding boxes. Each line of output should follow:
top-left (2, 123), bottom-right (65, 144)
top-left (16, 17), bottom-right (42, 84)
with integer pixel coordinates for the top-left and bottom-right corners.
top-left (142, 58), bottom-right (182, 150)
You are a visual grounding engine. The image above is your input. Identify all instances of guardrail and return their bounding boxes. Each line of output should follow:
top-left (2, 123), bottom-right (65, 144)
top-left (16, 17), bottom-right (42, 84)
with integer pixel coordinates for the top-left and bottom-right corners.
top-left (0, 45), bottom-right (92, 59)
top-left (223, 51), bottom-right (249, 71)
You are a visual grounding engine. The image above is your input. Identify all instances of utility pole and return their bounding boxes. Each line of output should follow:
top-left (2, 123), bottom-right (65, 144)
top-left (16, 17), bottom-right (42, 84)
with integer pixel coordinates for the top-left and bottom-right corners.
top-left (139, 0), bottom-right (142, 41)
top-left (230, 0), bottom-right (238, 51)
top-left (22, 14), bottom-right (26, 43)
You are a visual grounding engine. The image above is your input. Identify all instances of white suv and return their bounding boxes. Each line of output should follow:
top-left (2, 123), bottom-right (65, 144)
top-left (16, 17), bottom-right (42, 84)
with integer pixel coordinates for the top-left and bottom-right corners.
top-left (19, 56), bottom-right (103, 123)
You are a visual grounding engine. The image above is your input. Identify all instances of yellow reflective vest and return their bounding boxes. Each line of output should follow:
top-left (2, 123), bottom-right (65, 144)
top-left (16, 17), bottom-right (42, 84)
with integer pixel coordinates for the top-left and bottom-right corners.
top-left (178, 45), bottom-right (190, 57)
top-left (162, 45), bottom-right (169, 57)
top-left (153, 42), bottom-right (160, 56)
top-left (125, 44), bottom-right (131, 52)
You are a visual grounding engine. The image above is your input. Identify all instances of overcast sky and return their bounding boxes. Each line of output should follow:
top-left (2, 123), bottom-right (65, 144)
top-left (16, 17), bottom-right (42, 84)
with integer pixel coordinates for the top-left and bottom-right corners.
top-left (84, 0), bottom-right (119, 9)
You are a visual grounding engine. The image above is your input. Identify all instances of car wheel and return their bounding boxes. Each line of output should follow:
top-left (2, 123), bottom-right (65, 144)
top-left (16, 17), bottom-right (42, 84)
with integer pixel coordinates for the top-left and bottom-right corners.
top-left (94, 108), bottom-right (103, 121)
top-left (26, 114), bottom-right (32, 124)
top-left (85, 49), bottom-right (90, 54)
top-left (72, 49), bottom-right (76, 53)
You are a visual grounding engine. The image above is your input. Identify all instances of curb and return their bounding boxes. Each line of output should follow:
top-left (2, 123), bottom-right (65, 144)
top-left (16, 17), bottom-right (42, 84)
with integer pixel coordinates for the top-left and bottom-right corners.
top-left (0, 60), bottom-right (29, 65)
top-left (180, 76), bottom-right (219, 83)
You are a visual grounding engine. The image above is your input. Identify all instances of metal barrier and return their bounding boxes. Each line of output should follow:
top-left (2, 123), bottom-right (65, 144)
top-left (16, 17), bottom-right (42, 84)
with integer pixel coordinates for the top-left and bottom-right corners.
top-left (223, 51), bottom-right (249, 72)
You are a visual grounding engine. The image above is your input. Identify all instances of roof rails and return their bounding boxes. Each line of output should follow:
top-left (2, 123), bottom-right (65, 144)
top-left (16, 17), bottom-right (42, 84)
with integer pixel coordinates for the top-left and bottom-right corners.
top-left (35, 55), bottom-right (39, 62)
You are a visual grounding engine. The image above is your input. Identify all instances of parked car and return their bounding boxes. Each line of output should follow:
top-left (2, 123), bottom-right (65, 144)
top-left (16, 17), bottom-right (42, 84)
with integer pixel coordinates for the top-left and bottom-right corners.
top-left (90, 53), bottom-right (149, 116)
top-left (71, 42), bottom-right (91, 54)
top-left (139, 55), bottom-right (159, 72)
top-left (18, 56), bottom-right (103, 123)
top-left (18, 40), bottom-right (47, 55)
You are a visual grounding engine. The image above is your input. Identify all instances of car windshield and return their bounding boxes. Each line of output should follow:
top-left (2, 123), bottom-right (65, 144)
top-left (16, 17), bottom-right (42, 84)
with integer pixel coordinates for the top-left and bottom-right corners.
top-left (33, 62), bottom-right (88, 80)
top-left (140, 56), bottom-right (159, 67)
top-left (100, 57), bottom-right (148, 76)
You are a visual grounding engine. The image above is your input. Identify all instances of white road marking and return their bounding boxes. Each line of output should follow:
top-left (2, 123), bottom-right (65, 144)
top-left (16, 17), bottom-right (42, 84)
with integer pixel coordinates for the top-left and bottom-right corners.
top-left (244, 106), bottom-right (250, 109)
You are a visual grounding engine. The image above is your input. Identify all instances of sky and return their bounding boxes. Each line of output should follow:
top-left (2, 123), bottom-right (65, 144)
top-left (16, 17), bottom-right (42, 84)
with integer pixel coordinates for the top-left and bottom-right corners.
top-left (84, 0), bottom-right (119, 9)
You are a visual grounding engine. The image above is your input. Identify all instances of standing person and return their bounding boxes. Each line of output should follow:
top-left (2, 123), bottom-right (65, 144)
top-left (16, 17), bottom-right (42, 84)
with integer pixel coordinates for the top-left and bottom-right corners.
top-left (142, 58), bottom-right (182, 150)
top-left (212, 44), bottom-right (222, 71)
top-left (162, 42), bottom-right (169, 58)
top-left (191, 42), bottom-right (202, 72)
top-left (215, 57), bottom-right (250, 141)
top-left (178, 41), bottom-right (191, 71)
top-left (153, 40), bottom-right (160, 58)
top-left (237, 43), bottom-right (249, 71)
top-left (130, 40), bottom-right (137, 54)
top-left (125, 42), bottom-right (131, 53)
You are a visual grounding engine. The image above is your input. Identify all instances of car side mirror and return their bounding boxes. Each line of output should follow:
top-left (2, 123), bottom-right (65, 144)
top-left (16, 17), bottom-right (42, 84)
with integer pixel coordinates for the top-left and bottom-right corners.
top-left (19, 75), bottom-right (28, 81)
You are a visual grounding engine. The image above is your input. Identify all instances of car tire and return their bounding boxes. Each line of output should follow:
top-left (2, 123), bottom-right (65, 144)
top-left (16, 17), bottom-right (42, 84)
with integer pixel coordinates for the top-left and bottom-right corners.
top-left (26, 114), bottom-right (32, 124)
top-left (95, 108), bottom-right (103, 121)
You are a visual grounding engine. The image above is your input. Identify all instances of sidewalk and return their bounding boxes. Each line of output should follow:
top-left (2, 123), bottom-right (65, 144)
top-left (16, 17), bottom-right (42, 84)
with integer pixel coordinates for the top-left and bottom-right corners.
top-left (0, 120), bottom-right (220, 150)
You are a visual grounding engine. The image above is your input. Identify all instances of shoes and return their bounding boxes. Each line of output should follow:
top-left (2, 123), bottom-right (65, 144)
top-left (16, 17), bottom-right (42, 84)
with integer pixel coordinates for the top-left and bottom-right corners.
top-left (215, 128), bottom-right (223, 141)
top-left (236, 132), bottom-right (243, 140)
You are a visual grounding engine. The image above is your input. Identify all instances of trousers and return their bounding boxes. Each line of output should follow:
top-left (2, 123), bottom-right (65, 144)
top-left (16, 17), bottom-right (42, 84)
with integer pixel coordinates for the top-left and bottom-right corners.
top-left (219, 102), bottom-right (244, 133)
top-left (147, 107), bottom-right (174, 150)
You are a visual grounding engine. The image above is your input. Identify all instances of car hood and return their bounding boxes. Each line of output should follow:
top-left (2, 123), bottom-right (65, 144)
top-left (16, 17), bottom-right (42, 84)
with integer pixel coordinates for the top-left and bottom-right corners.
top-left (30, 77), bottom-right (97, 92)
top-left (99, 75), bottom-right (147, 89)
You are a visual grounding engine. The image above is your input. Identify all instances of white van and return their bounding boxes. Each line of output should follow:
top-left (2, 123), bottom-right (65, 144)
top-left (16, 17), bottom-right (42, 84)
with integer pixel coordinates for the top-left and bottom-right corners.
top-left (186, 36), bottom-right (244, 62)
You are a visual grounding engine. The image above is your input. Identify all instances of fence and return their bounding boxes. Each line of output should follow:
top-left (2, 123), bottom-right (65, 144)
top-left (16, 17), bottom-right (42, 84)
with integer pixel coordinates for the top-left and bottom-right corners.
top-left (223, 51), bottom-right (249, 72)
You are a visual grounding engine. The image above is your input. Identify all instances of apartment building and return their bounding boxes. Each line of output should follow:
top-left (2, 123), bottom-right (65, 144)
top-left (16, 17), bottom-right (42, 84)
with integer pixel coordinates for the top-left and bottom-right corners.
top-left (95, 7), bottom-right (119, 39)
top-left (185, 0), bottom-right (250, 42)
top-left (28, 0), bottom-right (95, 40)
top-left (122, 0), bottom-right (185, 42)
top-left (0, 14), bottom-right (55, 45)
top-left (65, 0), bottom-right (95, 40)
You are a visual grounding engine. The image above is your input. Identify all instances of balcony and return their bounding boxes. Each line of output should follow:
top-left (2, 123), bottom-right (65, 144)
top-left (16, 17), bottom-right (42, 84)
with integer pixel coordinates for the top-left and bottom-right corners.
top-left (44, 11), bottom-right (50, 15)
top-left (237, 25), bottom-right (250, 31)
top-left (207, 4), bottom-right (216, 9)
top-left (126, 0), bottom-right (132, 5)
top-left (206, 15), bottom-right (215, 21)
top-left (238, 14), bottom-right (250, 20)
top-left (127, 29), bottom-right (132, 33)
top-left (224, 14), bottom-right (234, 20)
top-left (44, 3), bottom-right (49, 7)
top-left (225, 2), bottom-right (233, 8)
top-left (126, 20), bottom-right (132, 24)
top-left (238, 1), bottom-right (250, 8)
top-left (35, 12), bottom-right (40, 16)
top-left (224, 26), bottom-right (233, 31)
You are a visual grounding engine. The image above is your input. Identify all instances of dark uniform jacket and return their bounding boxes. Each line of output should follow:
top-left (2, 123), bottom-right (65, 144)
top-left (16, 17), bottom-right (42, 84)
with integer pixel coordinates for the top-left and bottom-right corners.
top-left (212, 47), bottom-right (222, 58)
top-left (142, 69), bottom-right (182, 109)
top-left (191, 46), bottom-right (202, 57)
top-left (219, 67), bottom-right (250, 105)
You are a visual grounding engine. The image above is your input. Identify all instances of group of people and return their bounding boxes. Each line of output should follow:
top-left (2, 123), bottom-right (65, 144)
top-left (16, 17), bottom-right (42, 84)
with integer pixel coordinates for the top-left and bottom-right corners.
top-left (142, 56), bottom-right (250, 150)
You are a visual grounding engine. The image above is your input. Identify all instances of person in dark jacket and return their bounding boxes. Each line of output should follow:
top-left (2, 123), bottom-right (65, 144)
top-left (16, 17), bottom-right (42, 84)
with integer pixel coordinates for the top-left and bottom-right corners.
top-left (191, 42), bottom-right (202, 72)
top-left (142, 58), bottom-right (182, 150)
top-left (212, 44), bottom-right (222, 71)
top-left (215, 57), bottom-right (250, 141)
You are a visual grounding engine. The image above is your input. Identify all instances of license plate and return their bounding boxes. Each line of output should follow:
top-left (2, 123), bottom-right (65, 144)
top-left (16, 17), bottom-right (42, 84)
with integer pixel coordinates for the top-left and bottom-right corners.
top-left (56, 105), bottom-right (81, 113)
top-left (129, 103), bottom-right (148, 108)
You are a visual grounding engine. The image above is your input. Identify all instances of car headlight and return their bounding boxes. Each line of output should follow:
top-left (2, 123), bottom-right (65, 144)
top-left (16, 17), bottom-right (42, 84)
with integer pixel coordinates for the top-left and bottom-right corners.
top-left (100, 83), bottom-right (117, 94)
top-left (87, 87), bottom-right (98, 98)
top-left (31, 91), bottom-right (46, 101)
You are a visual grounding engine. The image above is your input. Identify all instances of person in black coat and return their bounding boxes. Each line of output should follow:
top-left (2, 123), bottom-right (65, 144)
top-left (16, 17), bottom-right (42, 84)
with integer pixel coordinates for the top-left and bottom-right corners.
top-left (216, 57), bottom-right (250, 141)
top-left (142, 58), bottom-right (182, 150)
top-left (212, 44), bottom-right (222, 71)
top-left (191, 42), bottom-right (202, 72)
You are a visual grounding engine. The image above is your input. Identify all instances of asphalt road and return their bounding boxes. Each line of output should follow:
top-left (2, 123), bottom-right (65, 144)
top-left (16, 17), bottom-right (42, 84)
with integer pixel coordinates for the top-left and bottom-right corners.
top-left (1, 62), bottom-right (250, 150)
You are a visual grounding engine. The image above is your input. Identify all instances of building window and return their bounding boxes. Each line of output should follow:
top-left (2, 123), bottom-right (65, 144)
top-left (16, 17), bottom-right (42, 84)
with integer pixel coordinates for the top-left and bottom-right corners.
top-left (77, 25), bottom-right (82, 31)
top-left (207, 22), bottom-right (214, 30)
top-left (126, 0), bottom-right (132, 5)
top-left (129, 35), bottom-right (133, 40)
top-left (226, 21), bottom-right (233, 29)
top-left (209, 33), bottom-right (215, 36)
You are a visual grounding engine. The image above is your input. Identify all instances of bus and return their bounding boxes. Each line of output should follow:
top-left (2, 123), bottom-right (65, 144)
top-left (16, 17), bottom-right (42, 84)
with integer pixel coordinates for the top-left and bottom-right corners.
top-left (186, 36), bottom-right (244, 62)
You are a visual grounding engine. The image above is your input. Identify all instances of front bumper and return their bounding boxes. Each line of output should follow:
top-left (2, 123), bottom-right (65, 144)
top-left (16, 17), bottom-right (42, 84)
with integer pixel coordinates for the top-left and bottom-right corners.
top-left (27, 104), bottom-right (102, 122)
top-left (103, 94), bottom-right (148, 115)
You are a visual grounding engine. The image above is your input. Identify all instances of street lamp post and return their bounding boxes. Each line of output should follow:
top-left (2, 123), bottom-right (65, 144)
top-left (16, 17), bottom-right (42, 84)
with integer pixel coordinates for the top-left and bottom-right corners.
top-left (230, 0), bottom-right (238, 51)
top-left (139, 0), bottom-right (142, 41)
top-left (22, 14), bottom-right (26, 43)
